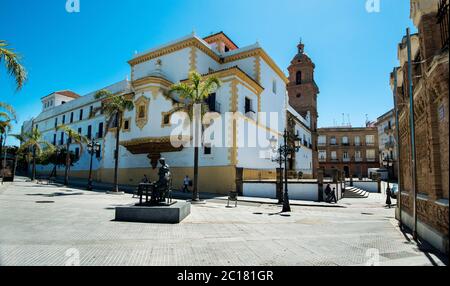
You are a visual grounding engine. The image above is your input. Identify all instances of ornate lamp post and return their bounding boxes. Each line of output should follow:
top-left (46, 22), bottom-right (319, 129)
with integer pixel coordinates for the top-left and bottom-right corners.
top-left (270, 130), bottom-right (301, 213)
top-left (87, 140), bottom-right (101, 191)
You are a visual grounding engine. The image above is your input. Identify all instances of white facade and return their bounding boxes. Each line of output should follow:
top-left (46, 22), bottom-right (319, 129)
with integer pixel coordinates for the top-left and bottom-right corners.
top-left (25, 32), bottom-right (313, 193)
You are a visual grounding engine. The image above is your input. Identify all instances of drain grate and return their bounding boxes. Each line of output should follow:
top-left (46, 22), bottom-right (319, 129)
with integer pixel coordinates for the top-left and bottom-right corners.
top-left (36, 201), bottom-right (55, 204)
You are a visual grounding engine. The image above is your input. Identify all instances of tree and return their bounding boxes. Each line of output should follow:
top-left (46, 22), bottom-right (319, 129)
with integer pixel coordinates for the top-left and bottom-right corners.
top-left (0, 102), bottom-right (16, 173)
top-left (169, 71), bottom-right (221, 201)
top-left (94, 90), bottom-right (134, 193)
top-left (0, 40), bottom-right (27, 91)
top-left (13, 128), bottom-right (54, 181)
top-left (56, 125), bottom-right (88, 186)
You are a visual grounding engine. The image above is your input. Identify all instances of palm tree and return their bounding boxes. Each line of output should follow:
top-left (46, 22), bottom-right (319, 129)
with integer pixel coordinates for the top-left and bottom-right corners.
top-left (169, 71), bottom-right (221, 201)
top-left (95, 90), bottom-right (134, 193)
top-left (56, 125), bottom-right (88, 186)
top-left (14, 128), bottom-right (53, 181)
top-left (0, 102), bottom-right (16, 173)
top-left (0, 40), bottom-right (27, 91)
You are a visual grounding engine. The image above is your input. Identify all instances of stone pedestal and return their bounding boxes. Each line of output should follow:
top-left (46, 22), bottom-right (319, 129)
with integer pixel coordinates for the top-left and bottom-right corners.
top-left (115, 201), bottom-right (191, 224)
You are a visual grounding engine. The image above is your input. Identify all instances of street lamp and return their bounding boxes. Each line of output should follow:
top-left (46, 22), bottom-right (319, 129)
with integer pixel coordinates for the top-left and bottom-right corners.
top-left (270, 130), bottom-right (301, 213)
top-left (87, 140), bottom-right (101, 191)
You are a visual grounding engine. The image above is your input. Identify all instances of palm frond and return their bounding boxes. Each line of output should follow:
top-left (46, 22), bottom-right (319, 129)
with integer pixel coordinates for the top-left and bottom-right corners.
top-left (0, 41), bottom-right (28, 91)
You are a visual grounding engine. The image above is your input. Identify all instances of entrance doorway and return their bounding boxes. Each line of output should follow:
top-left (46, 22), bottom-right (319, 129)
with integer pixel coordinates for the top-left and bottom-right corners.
top-left (343, 166), bottom-right (350, 178)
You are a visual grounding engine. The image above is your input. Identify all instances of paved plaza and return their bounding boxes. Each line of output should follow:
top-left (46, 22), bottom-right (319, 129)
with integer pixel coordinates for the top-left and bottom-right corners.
top-left (0, 178), bottom-right (447, 266)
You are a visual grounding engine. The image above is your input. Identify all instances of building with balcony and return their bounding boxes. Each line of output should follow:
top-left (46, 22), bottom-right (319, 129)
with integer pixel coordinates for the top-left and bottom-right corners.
top-left (317, 127), bottom-right (379, 178)
top-left (390, 0), bottom-right (448, 254)
top-left (21, 32), bottom-right (313, 194)
top-left (375, 109), bottom-right (398, 180)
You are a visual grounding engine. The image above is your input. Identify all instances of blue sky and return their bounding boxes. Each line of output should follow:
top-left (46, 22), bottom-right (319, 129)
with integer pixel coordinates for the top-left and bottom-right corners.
top-left (1, 0), bottom-right (414, 146)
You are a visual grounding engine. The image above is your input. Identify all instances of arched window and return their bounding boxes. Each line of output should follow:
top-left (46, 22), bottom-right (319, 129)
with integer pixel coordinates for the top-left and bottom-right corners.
top-left (296, 71), bottom-right (302, 85)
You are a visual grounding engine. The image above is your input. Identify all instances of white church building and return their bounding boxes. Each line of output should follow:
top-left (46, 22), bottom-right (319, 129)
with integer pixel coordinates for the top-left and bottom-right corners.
top-left (23, 32), bottom-right (313, 194)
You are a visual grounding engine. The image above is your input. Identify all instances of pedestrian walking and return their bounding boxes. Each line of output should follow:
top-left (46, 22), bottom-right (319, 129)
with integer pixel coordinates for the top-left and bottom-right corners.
top-left (324, 184), bottom-right (332, 203)
top-left (182, 175), bottom-right (190, 193)
top-left (386, 185), bottom-right (392, 208)
top-left (330, 187), bottom-right (337, 204)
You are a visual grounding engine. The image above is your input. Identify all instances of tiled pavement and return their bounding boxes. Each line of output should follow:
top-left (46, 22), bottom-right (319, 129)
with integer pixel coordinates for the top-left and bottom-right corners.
top-left (0, 179), bottom-right (447, 266)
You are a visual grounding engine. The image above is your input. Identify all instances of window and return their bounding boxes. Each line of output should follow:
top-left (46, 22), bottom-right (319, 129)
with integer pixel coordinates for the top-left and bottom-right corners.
top-left (204, 146), bottom-right (212, 155)
top-left (366, 150), bottom-right (376, 161)
top-left (53, 134), bottom-right (57, 145)
top-left (366, 135), bottom-right (375, 146)
top-left (60, 132), bottom-right (64, 145)
top-left (206, 93), bottom-right (217, 112)
top-left (54, 118), bottom-right (58, 128)
top-left (355, 150), bottom-right (362, 161)
top-left (343, 151), bottom-right (350, 161)
top-left (342, 136), bottom-right (349, 145)
top-left (330, 136), bottom-right (337, 145)
top-left (62, 115), bottom-right (66, 124)
top-left (35, 124), bottom-right (39, 131)
top-left (162, 114), bottom-right (170, 125)
top-left (79, 109), bottom-right (83, 121)
top-left (98, 123), bottom-right (104, 138)
top-left (61, 101), bottom-right (66, 105)
top-left (90, 106), bottom-right (94, 117)
top-left (75, 148), bottom-right (80, 160)
top-left (78, 127), bottom-right (82, 135)
top-left (296, 71), bottom-right (302, 85)
top-left (354, 136), bottom-right (361, 146)
top-left (123, 120), bottom-right (130, 131)
top-left (331, 151), bottom-right (337, 160)
top-left (87, 125), bottom-right (92, 139)
top-left (272, 79), bottom-right (277, 94)
top-left (318, 136), bottom-right (326, 146)
top-left (245, 97), bottom-right (253, 113)
top-left (70, 112), bottom-right (74, 123)
top-left (319, 150), bottom-right (327, 162)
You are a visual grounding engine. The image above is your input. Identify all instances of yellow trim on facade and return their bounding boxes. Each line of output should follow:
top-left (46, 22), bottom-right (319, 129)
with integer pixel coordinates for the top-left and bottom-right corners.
top-left (254, 55), bottom-right (261, 83)
top-left (223, 48), bottom-right (288, 84)
top-left (228, 79), bottom-right (239, 166)
top-left (190, 67), bottom-right (263, 95)
top-left (189, 47), bottom-right (198, 72)
top-left (128, 38), bottom-right (221, 66)
top-left (128, 37), bottom-right (287, 84)
top-left (132, 76), bottom-right (173, 90)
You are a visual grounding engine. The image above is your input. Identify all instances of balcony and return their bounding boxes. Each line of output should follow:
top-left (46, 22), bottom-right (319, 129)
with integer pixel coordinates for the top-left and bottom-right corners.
top-left (330, 158), bottom-right (339, 162)
top-left (366, 158), bottom-right (376, 162)
top-left (342, 158), bottom-right (351, 162)
top-left (384, 141), bottom-right (395, 149)
top-left (341, 143), bottom-right (350, 147)
top-left (366, 143), bottom-right (375, 147)
top-left (355, 158), bottom-right (363, 162)
top-left (319, 158), bottom-right (327, 163)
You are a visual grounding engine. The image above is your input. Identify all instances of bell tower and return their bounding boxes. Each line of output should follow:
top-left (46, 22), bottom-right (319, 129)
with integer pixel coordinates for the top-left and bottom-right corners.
top-left (287, 40), bottom-right (319, 177)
